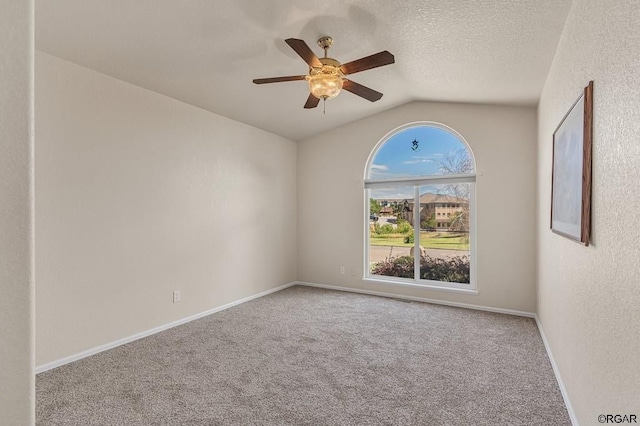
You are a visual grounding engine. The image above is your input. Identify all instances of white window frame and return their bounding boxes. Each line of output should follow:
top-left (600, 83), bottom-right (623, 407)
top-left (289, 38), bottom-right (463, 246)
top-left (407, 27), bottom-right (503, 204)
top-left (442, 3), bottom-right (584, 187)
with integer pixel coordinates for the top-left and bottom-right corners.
top-left (363, 122), bottom-right (477, 294)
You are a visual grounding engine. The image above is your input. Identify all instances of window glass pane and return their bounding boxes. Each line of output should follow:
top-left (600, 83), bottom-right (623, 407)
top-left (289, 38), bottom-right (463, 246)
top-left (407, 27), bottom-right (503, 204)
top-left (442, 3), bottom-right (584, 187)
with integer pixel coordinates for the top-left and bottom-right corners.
top-left (418, 184), bottom-right (471, 284)
top-left (365, 124), bottom-right (475, 288)
top-left (367, 126), bottom-right (474, 180)
top-left (369, 186), bottom-right (415, 279)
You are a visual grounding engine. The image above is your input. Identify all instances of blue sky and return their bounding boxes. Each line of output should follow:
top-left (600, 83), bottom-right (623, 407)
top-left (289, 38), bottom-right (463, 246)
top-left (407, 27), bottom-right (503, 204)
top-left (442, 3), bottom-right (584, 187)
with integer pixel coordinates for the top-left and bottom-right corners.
top-left (369, 126), bottom-right (469, 180)
top-left (368, 126), bottom-right (471, 200)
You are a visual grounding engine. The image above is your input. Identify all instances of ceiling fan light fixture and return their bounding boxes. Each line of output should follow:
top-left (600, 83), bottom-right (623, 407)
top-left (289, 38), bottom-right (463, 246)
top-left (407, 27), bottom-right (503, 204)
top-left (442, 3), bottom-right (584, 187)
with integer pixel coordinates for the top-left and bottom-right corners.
top-left (307, 65), bottom-right (343, 100)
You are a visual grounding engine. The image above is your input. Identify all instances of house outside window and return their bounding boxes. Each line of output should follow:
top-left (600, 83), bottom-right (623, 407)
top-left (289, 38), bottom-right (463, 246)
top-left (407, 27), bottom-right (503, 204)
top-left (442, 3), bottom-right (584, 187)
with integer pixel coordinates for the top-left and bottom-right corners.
top-left (365, 122), bottom-right (477, 292)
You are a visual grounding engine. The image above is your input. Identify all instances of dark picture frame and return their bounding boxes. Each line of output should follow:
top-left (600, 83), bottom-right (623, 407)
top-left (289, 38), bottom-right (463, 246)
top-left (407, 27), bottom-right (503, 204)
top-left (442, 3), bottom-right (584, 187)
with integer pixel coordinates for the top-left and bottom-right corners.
top-left (551, 81), bottom-right (593, 245)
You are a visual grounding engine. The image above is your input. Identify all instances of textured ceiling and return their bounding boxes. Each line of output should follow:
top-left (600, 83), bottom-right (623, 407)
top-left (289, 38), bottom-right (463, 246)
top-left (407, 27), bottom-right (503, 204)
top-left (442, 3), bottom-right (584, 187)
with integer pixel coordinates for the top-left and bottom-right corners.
top-left (36, 0), bottom-right (572, 141)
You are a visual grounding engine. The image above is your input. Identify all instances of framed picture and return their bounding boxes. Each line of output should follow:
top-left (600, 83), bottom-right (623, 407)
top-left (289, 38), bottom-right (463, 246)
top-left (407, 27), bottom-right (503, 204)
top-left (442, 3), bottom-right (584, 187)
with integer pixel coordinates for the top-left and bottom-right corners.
top-left (551, 81), bottom-right (593, 245)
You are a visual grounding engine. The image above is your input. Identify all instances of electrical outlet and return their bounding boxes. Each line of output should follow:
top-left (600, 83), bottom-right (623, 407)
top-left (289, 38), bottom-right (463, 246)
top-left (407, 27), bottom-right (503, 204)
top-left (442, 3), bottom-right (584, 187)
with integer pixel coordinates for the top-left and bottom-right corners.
top-left (173, 291), bottom-right (181, 303)
top-left (340, 266), bottom-right (345, 275)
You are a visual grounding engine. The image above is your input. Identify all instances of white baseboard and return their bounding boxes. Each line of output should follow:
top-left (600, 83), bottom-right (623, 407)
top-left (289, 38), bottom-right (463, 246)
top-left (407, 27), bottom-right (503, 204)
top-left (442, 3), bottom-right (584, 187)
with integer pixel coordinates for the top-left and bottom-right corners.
top-left (295, 281), bottom-right (536, 318)
top-left (535, 315), bottom-right (579, 426)
top-left (36, 281), bottom-right (297, 374)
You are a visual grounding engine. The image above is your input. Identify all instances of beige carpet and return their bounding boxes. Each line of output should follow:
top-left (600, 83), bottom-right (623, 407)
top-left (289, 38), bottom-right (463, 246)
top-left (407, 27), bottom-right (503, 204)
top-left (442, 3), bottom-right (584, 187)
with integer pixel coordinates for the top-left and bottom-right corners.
top-left (37, 286), bottom-right (570, 425)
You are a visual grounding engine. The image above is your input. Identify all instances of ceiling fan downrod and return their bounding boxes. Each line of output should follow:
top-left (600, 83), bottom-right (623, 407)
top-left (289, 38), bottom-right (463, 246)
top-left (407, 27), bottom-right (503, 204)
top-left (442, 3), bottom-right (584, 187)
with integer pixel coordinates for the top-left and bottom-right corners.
top-left (317, 36), bottom-right (333, 58)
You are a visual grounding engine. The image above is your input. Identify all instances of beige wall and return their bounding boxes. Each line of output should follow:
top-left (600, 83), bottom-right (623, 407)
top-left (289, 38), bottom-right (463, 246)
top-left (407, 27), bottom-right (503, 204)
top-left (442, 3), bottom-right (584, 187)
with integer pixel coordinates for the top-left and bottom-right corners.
top-left (35, 52), bottom-right (297, 366)
top-left (298, 101), bottom-right (538, 313)
top-left (537, 0), bottom-right (640, 423)
top-left (0, 1), bottom-right (35, 423)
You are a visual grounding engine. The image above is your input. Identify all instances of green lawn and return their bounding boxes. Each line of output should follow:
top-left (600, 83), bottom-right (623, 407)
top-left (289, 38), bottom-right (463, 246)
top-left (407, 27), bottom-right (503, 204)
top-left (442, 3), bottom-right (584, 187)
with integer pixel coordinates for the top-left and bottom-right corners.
top-left (370, 232), bottom-right (469, 251)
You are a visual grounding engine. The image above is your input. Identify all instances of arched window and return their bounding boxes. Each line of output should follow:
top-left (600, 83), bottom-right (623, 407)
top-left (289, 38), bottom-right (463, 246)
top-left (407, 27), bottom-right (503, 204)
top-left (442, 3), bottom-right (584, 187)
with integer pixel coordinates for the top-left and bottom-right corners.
top-left (365, 123), bottom-right (476, 292)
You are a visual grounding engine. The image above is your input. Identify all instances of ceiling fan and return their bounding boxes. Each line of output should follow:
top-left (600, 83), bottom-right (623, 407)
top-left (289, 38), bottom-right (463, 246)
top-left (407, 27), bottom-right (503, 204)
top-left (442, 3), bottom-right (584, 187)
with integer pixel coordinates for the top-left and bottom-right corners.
top-left (253, 36), bottom-right (395, 109)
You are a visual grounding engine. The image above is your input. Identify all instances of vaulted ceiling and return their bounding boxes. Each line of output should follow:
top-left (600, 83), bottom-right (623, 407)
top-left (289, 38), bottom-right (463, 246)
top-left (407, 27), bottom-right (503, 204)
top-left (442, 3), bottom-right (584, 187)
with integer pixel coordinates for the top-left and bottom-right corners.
top-left (36, 0), bottom-right (572, 141)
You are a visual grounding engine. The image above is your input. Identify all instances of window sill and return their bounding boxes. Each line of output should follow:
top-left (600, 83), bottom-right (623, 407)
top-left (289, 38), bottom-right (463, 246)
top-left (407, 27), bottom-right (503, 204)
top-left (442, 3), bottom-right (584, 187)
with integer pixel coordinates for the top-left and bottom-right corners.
top-left (362, 277), bottom-right (478, 295)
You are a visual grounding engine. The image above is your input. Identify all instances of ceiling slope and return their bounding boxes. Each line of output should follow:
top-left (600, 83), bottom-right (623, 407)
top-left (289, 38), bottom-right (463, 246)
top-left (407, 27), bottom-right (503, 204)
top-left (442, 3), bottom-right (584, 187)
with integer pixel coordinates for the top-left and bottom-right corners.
top-left (36, 0), bottom-right (572, 141)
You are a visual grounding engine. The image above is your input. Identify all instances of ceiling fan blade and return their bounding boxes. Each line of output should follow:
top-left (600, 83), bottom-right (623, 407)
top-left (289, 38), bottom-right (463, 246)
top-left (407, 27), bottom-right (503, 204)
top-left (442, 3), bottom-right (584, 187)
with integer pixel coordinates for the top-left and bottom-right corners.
top-left (340, 51), bottom-right (395, 75)
top-left (285, 38), bottom-right (322, 68)
top-left (304, 93), bottom-right (320, 109)
top-left (342, 79), bottom-right (383, 102)
top-left (253, 75), bottom-right (307, 84)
